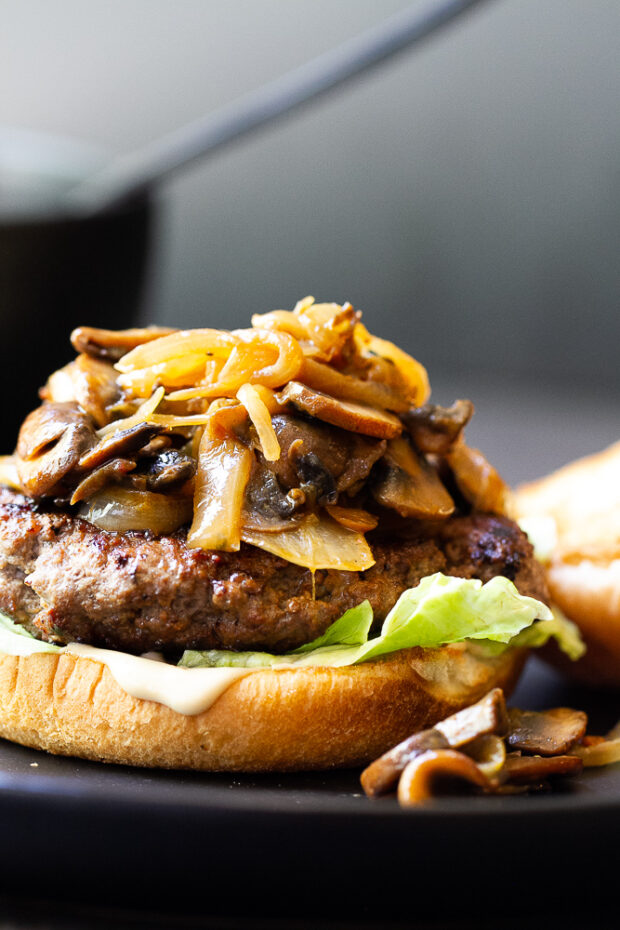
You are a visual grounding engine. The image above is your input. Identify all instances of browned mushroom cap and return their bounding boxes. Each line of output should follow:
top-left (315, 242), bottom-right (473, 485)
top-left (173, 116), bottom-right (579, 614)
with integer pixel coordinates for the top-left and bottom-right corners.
top-left (242, 461), bottom-right (305, 533)
top-left (71, 325), bottom-right (177, 362)
top-left (361, 728), bottom-right (448, 798)
top-left (506, 707), bottom-right (588, 756)
top-left (70, 457), bottom-right (136, 505)
top-left (129, 449), bottom-right (196, 493)
top-left (397, 750), bottom-right (492, 805)
top-left (435, 688), bottom-right (509, 746)
top-left (278, 382), bottom-right (402, 439)
top-left (445, 442), bottom-right (508, 515)
top-left (16, 403), bottom-right (97, 497)
top-left (502, 753), bottom-right (583, 784)
top-left (403, 400), bottom-right (474, 455)
top-left (371, 437), bottom-right (454, 520)
top-left (41, 354), bottom-right (120, 427)
top-left (78, 422), bottom-right (163, 472)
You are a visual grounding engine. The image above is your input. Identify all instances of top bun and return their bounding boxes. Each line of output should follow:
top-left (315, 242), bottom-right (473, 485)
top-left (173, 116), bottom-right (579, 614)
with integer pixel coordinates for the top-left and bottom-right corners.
top-left (513, 440), bottom-right (620, 688)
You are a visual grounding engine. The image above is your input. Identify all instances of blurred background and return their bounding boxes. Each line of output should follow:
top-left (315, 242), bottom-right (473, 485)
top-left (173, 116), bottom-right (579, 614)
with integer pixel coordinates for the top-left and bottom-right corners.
top-left (2, 0), bottom-right (619, 482)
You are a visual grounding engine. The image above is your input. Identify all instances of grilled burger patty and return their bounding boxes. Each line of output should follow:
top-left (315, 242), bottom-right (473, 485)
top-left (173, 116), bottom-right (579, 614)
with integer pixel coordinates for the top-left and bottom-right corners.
top-left (0, 487), bottom-right (547, 655)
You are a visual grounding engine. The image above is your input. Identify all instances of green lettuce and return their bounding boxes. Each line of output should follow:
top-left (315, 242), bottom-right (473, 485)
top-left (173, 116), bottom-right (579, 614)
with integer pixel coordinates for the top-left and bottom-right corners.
top-left (179, 572), bottom-right (581, 670)
top-left (0, 611), bottom-right (62, 655)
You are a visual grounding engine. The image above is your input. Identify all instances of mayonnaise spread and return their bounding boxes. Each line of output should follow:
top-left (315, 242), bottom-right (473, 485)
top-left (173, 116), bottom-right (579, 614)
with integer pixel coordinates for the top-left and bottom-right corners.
top-left (0, 623), bottom-right (254, 715)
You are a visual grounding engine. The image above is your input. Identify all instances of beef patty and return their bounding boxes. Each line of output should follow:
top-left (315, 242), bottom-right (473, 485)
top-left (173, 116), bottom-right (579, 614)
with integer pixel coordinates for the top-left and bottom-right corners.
top-left (0, 487), bottom-right (548, 655)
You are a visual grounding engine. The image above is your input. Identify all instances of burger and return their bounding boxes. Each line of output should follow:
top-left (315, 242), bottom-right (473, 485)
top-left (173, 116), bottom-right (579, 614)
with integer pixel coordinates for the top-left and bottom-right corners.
top-left (0, 298), bottom-right (580, 770)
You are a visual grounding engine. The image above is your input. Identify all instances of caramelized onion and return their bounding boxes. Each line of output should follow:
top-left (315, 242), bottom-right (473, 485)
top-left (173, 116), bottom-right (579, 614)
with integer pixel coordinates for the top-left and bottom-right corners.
top-left (233, 328), bottom-right (304, 389)
top-left (237, 383), bottom-right (280, 462)
top-left (117, 353), bottom-right (207, 397)
top-left (187, 435), bottom-right (252, 551)
top-left (299, 358), bottom-right (410, 413)
top-left (241, 512), bottom-right (375, 571)
top-left (354, 323), bottom-right (430, 406)
top-left (98, 387), bottom-right (165, 438)
top-left (116, 328), bottom-right (238, 373)
top-left (80, 487), bottom-right (192, 534)
top-left (325, 504), bottom-right (378, 533)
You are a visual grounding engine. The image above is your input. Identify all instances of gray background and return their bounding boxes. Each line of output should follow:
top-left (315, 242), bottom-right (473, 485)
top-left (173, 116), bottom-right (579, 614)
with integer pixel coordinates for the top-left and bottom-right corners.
top-left (2, 0), bottom-right (619, 480)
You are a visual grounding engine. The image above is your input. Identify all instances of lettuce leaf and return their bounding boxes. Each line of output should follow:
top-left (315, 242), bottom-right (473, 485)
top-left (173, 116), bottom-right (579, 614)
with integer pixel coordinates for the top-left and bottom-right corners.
top-left (179, 572), bottom-right (576, 670)
top-left (0, 611), bottom-right (62, 655)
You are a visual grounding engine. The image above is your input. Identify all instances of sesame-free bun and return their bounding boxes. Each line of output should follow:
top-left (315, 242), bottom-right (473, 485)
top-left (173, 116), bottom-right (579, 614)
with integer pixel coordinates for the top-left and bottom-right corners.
top-left (0, 644), bottom-right (526, 771)
top-left (513, 440), bottom-right (620, 688)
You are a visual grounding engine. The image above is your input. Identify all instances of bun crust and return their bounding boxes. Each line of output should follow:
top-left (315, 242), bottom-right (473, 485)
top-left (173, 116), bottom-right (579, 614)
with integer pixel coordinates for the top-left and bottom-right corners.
top-left (0, 645), bottom-right (525, 771)
top-left (513, 440), bottom-right (620, 688)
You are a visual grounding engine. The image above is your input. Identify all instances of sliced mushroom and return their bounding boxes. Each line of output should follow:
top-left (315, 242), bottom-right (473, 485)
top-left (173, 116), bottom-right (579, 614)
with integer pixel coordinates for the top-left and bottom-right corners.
top-left (70, 325), bottom-right (177, 362)
top-left (502, 753), bottom-right (583, 784)
top-left (278, 382), bottom-right (402, 439)
top-left (16, 403), bottom-right (97, 497)
top-left (361, 728), bottom-right (449, 798)
top-left (41, 354), bottom-right (120, 427)
top-left (371, 437), bottom-right (454, 520)
top-left (70, 457), bottom-right (136, 505)
top-left (129, 449), bottom-right (196, 492)
top-left (403, 400), bottom-right (474, 455)
top-left (445, 442), bottom-right (508, 515)
top-left (361, 689), bottom-right (508, 798)
top-left (397, 750), bottom-right (492, 805)
top-left (336, 436), bottom-right (386, 494)
top-left (265, 414), bottom-right (385, 496)
top-left (242, 461), bottom-right (305, 533)
top-left (78, 422), bottom-right (163, 472)
top-left (294, 451), bottom-right (338, 506)
top-left (507, 707), bottom-right (588, 756)
top-left (435, 688), bottom-right (509, 746)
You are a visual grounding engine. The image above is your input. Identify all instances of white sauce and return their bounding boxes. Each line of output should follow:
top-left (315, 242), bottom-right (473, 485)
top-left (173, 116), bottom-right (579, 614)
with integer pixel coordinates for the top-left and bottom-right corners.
top-left (0, 625), bottom-right (254, 715)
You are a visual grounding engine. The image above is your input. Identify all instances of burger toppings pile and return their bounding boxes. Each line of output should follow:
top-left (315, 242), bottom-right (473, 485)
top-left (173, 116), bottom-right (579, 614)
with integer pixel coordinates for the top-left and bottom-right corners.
top-left (362, 688), bottom-right (620, 805)
top-left (1, 298), bottom-right (508, 572)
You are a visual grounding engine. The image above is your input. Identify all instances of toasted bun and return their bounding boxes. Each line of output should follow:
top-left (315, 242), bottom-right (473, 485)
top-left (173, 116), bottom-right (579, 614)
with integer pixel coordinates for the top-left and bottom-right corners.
top-left (0, 645), bottom-right (526, 771)
top-left (513, 440), bottom-right (620, 688)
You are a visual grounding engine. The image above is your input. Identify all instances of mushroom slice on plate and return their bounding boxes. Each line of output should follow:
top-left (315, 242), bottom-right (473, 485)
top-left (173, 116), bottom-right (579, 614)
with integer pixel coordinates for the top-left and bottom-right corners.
top-left (502, 753), bottom-right (583, 784)
top-left (506, 707), bottom-right (587, 756)
top-left (397, 749), bottom-right (492, 805)
top-left (361, 688), bottom-right (508, 798)
top-left (361, 728), bottom-right (449, 798)
top-left (435, 688), bottom-right (509, 746)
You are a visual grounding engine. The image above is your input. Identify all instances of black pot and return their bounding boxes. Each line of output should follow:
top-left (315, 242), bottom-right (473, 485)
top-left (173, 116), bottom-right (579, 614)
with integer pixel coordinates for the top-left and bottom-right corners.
top-left (0, 129), bottom-right (155, 441)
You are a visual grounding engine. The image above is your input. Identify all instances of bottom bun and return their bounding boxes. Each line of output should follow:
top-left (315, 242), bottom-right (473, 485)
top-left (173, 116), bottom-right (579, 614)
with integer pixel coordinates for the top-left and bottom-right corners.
top-left (0, 645), bottom-right (526, 771)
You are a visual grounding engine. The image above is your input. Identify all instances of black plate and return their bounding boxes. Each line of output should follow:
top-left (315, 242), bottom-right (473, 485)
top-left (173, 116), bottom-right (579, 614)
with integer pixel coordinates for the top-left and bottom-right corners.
top-left (0, 656), bottom-right (618, 923)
